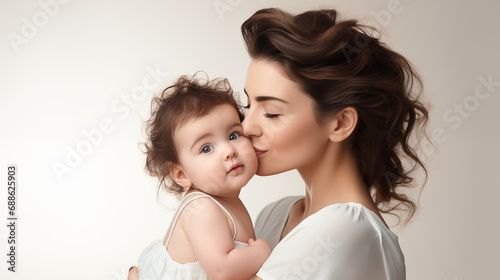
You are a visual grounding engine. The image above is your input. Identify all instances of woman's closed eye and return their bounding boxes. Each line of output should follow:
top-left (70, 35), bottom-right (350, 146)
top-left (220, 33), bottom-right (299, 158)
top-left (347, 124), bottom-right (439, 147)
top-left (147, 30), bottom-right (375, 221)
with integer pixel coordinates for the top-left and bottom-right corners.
top-left (264, 113), bottom-right (281, 118)
top-left (242, 103), bottom-right (281, 118)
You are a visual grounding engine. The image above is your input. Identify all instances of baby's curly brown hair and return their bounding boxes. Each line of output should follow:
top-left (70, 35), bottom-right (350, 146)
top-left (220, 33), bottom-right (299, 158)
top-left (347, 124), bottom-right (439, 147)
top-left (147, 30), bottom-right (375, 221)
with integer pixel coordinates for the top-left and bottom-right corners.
top-left (143, 72), bottom-right (244, 195)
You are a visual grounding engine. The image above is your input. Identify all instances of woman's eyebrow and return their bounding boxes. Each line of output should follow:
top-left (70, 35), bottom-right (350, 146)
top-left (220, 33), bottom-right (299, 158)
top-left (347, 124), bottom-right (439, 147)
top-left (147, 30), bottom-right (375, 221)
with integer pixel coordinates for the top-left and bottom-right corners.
top-left (255, 96), bottom-right (288, 103)
top-left (243, 88), bottom-right (288, 104)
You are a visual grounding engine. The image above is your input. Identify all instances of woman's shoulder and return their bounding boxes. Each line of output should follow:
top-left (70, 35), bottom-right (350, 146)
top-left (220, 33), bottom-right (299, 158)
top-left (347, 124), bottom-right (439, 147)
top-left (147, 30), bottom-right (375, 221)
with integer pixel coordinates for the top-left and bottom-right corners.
top-left (257, 202), bottom-right (405, 280)
top-left (296, 202), bottom-right (398, 241)
top-left (254, 195), bottom-right (305, 249)
top-left (257, 196), bottom-right (305, 219)
top-left (255, 195), bottom-right (305, 227)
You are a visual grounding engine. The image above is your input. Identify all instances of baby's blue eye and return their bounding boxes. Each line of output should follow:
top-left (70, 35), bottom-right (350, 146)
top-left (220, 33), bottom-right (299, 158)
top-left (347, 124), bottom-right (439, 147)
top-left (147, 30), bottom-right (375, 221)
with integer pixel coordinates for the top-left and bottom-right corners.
top-left (201, 145), bottom-right (213, 154)
top-left (229, 132), bottom-right (240, 141)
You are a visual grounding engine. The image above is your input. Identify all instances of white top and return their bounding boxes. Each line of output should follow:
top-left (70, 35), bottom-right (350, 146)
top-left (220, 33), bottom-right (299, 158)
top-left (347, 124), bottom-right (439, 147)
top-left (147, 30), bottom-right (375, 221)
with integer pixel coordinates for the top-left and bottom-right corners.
top-left (255, 196), bottom-right (405, 280)
top-left (137, 192), bottom-right (248, 280)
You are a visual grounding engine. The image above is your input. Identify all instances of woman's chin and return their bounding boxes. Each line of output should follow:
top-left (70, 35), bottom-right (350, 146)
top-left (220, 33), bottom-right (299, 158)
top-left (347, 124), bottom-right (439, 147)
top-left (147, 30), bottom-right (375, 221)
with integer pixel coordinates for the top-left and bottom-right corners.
top-left (255, 164), bottom-right (293, 176)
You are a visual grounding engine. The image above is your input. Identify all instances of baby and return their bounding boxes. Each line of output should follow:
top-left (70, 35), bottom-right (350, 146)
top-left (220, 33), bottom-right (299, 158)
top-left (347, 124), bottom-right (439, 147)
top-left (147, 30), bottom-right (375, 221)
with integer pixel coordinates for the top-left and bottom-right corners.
top-left (137, 73), bottom-right (271, 280)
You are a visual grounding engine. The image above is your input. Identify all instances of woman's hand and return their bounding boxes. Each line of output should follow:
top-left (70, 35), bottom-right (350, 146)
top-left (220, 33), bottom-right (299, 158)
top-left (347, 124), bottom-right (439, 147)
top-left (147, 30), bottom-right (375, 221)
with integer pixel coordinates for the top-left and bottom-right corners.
top-left (127, 266), bottom-right (139, 280)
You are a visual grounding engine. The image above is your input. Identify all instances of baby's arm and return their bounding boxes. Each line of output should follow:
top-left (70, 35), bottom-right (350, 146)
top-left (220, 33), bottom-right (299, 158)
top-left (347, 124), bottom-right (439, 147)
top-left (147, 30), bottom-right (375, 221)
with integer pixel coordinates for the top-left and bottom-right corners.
top-left (180, 197), bottom-right (271, 280)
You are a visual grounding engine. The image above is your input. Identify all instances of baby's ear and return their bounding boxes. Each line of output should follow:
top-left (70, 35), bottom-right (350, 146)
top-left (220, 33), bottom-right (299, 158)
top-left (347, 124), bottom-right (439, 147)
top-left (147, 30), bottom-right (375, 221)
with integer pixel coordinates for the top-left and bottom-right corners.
top-left (168, 162), bottom-right (192, 188)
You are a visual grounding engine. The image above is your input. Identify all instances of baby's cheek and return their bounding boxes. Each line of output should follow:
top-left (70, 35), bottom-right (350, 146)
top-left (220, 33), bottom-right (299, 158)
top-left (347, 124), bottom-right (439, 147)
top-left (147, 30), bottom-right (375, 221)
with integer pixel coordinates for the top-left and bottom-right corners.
top-left (197, 172), bottom-right (225, 194)
top-left (238, 145), bottom-right (257, 172)
top-left (239, 140), bottom-right (256, 158)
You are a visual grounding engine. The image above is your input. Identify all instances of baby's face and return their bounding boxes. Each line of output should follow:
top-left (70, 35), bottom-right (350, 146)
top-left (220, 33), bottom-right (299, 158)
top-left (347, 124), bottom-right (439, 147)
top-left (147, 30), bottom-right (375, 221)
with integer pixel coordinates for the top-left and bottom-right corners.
top-left (172, 103), bottom-right (257, 197)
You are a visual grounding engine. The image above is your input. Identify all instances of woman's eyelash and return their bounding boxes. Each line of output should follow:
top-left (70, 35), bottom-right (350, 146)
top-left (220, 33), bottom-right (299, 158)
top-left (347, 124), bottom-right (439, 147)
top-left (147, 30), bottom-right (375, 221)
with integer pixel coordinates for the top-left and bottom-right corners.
top-left (264, 113), bottom-right (280, 118)
top-left (241, 103), bottom-right (279, 118)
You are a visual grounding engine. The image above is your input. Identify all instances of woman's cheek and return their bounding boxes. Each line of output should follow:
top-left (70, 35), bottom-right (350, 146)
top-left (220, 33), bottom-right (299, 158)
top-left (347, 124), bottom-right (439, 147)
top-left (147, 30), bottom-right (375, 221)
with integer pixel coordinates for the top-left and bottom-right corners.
top-left (255, 117), bottom-right (304, 174)
top-left (262, 117), bottom-right (294, 146)
top-left (269, 114), bottom-right (308, 148)
top-left (258, 114), bottom-right (328, 175)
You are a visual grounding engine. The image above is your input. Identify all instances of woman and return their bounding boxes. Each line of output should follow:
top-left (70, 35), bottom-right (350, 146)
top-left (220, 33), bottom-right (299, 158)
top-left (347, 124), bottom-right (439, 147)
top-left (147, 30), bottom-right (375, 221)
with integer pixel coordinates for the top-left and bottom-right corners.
top-left (130, 7), bottom-right (428, 280)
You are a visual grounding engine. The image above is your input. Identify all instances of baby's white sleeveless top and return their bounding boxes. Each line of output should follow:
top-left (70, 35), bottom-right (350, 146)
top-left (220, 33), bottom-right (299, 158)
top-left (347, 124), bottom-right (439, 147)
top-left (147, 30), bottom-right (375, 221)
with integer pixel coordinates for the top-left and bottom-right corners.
top-left (137, 192), bottom-right (248, 280)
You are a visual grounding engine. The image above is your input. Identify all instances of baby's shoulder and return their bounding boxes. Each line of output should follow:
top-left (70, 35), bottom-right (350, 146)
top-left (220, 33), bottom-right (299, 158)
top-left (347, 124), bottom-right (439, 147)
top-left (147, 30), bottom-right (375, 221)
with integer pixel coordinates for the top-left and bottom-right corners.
top-left (178, 194), bottom-right (227, 223)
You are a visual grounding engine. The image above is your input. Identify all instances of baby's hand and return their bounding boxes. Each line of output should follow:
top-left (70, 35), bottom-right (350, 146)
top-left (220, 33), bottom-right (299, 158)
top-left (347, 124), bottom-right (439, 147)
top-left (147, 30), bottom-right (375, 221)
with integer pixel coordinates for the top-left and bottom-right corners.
top-left (127, 266), bottom-right (138, 280)
top-left (248, 238), bottom-right (272, 256)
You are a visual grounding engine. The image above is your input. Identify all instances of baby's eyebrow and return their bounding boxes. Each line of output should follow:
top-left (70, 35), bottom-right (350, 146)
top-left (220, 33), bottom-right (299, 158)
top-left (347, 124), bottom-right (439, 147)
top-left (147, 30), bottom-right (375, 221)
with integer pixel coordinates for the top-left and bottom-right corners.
top-left (189, 122), bottom-right (241, 151)
top-left (190, 133), bottom-right (212, 152)
top-left (228, 122), bottom-right (243, 132)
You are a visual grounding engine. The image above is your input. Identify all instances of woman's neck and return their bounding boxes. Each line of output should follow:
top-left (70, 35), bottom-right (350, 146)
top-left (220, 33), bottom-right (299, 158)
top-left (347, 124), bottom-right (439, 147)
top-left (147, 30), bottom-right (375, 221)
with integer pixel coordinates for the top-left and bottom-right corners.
top-left (297, 142), bottom-right (375, 218)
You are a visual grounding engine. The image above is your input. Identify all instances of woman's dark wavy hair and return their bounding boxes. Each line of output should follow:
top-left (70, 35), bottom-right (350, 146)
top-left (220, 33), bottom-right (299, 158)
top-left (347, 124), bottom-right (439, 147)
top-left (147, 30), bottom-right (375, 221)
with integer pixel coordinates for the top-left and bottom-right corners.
top-left (143, 72), bottom-right (244, 196)
top-left (242, 8), bottom-right (429, 223)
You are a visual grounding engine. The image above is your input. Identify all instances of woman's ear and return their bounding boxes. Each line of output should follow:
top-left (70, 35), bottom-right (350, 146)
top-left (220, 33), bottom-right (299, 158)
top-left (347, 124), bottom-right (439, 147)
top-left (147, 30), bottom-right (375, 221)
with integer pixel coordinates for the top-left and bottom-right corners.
top-left (328, 106), bottom-right (358, 142)
top-left (168, 162), bottom-right (192, 188)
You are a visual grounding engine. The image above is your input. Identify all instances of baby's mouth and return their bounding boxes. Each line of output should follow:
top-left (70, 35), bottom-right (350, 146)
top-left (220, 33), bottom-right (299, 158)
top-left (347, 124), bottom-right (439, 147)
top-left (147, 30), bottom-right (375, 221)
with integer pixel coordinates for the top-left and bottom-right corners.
top-left (228, 163), bottom-right (243, 174)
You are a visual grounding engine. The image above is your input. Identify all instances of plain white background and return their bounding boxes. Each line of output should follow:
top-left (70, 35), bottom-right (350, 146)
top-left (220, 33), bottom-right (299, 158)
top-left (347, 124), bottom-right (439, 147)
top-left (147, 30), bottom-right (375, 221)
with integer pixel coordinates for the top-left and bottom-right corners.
top-left (1, 0), bottom-right (499, 279)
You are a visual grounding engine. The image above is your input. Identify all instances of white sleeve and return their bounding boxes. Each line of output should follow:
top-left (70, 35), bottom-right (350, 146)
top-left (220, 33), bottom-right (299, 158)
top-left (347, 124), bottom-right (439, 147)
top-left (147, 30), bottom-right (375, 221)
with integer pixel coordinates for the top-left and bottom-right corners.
top-left (256, 203), bottom-right (398, 280)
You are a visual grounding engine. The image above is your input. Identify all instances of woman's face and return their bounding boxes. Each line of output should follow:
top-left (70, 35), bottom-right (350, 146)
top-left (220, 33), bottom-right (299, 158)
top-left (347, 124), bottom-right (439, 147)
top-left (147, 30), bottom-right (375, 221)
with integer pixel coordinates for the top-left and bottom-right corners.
top-left (243, 59), bottom-right (332, 176)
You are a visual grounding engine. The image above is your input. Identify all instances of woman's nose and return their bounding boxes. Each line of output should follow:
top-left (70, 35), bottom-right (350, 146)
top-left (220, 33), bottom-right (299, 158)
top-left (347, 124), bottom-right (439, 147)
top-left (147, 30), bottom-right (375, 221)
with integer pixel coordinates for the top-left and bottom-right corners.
top-left (242, 108), bottom-right (261, 138)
